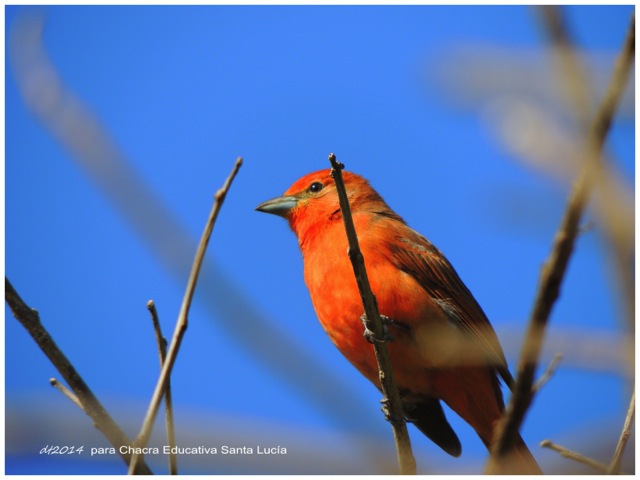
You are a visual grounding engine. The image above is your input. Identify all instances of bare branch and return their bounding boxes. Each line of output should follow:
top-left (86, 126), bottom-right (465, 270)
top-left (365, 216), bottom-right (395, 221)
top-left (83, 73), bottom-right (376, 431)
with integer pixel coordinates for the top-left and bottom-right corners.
top-left (148, 300), bottom-right (168, 359)
top-left (532, 353), bottom-right (562, 394)
top-left (607, 388), bottom-right (635, 474)
top-left (5, 278), bottom-right (153, 474)
top-left (540, 439), bottom-right (610, 473)
top-left (328, 154), bottom-right (416, 475)
top-left (49, 378), bottom-right (84, 411)
top-left (487, 10), bottom-right (635, 472)
top-left (538, 6), bottom-right (635, 330)
top-left (147, 300), bottom-right (178, 475)
top-left (535, 6), bottom-right (594, 128)
top-left (128, 156), bottom-right (243, 474)
top-left (10, 15), bottom-right (376, 450)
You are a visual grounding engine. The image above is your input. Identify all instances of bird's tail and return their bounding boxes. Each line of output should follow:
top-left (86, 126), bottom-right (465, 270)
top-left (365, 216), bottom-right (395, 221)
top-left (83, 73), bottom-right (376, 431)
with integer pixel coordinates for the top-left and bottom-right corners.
top-left (486, 434), bottom-right (542, 475)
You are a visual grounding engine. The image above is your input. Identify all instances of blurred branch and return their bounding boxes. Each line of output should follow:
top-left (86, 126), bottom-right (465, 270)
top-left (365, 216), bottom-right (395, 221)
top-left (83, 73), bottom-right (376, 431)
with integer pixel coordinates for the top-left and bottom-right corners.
top-left (592, 17), bottom-right (636, 331)
top-left (537, 5), bottom-right (636, 329)
top-left (7, 397), bottom-right (401, 475)
top-left (532, 353), bottom-right (562, 394)
top-left (535, 5), bottom-right (594, 128)
top-left (50, 377), bottom-right (84, 410)
top-left (497, 325), bottom-right (633, 380)
top-left (128, 157), bottom-right (243, 475)
top-left (5, 278), bottom-right (153, 475)
top-left (8, 14), bottom-right (378, 445)
top-left (328, 154), bottom-right (416, 475)
top-left (487, 9), bottom-right (635, 473)
top-left (607, 388), bottom-right (635, 474)
top-left (147, 300), bottom-right (177, 475)
top-left (540, 439), bottom-right (611, 473)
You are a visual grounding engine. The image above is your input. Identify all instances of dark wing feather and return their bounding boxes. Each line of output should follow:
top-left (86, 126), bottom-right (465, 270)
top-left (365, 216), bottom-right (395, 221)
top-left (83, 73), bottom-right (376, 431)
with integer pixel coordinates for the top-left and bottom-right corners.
top-left (390, 231), bottom-right (514, 389)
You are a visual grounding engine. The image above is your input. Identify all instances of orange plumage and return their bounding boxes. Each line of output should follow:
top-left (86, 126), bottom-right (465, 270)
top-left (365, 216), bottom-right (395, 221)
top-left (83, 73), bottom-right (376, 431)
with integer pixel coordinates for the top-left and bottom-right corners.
top-left (257, 169), bottom-right (541, 474)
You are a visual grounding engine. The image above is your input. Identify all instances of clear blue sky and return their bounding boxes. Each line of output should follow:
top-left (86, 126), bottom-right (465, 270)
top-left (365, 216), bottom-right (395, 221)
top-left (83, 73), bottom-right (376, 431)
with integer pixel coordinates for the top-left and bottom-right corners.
top-left (5, 5), bottom-right (634, 475)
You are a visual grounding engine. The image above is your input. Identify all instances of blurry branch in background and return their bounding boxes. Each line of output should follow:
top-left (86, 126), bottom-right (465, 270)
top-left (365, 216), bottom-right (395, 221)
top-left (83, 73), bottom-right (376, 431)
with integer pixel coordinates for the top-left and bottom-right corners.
top-left (531, 353), bottom-right (562, 394)
top-left (535, 5), bottom-right (595, 129)
top-left (6, 398), bottom-right (405, 475)
top-left (533, 5), bottom-right (635, 329)
top-left (433, 13), bottom-right (634, 331)
top-left (8, 13), bottom-right (381, 449)
top-left (128, 157), bottom-right (243, 475)
top-left (498, 325), bottom-right (632, 378)
top-left (539, 439), bottom-right (615, 474)
top-left (147, 300), bottom-right (178, 475)
top-left (4, 279), bottom-right (153, 475)
top-left (11, 158), bottom-right (245, 478)
top-left (540, 387), bottom-right (634, 475)
top-left (486, 8), bottom-right (635, 474)
top-left (329, 155), bottom-right (417, 475)
top-left (541, 5), bottom-right (637, 332)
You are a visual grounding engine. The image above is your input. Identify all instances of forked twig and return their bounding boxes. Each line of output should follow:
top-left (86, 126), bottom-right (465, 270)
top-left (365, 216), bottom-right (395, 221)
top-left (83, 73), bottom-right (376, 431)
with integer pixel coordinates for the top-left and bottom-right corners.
top-left (540, 440), bottom-right (610, 473)
top-left (487, 11), bottom-right (635, 472)
top-left (5, 279), bottom-right (153, 474)
top-left (128, 157), bottom-right (243, 474)
top-left (532, 353), bottom-right (563, 393)
top-left (328, 154), bottom-right (416, 475)
top-left (147, 300), bottom-right (177, 475)
top-left (538, 389), bottom-right (634, 474)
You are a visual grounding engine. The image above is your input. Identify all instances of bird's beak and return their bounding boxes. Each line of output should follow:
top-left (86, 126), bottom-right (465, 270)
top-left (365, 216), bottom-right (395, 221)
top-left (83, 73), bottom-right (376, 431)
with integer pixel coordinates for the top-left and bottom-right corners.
top-left (255, 195), bottom-right (298, 218)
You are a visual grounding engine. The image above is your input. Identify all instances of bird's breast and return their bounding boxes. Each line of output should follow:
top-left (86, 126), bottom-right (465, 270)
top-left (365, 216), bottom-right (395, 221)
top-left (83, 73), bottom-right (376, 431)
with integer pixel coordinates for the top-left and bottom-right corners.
top-left (300, 221), bottom-right (449, 387)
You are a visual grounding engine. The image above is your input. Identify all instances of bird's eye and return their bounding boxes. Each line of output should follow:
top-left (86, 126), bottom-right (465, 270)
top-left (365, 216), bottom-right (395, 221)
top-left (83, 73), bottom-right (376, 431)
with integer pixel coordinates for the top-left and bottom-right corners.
top-left (309, 182), bottom-right (324, 193)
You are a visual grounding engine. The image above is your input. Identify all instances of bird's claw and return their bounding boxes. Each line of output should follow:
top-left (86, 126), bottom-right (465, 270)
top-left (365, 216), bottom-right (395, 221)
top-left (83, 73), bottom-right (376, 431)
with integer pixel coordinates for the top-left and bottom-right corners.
top-left (360, 313), bottom-right (395, 344)
top-left (380, 397), bottom-right (406, 426)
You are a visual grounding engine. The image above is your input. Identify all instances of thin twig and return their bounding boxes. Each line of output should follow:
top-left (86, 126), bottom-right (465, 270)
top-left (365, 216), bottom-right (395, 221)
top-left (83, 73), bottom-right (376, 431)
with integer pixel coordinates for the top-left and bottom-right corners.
top-left (128, 157), bottom-right (243, 474)
top-left (535, 6), bottom-right (594, 129)
top-left (49, 378), bottom-right (84, 411)
top-left (147, 300), bottom-right (178, 475)
top-left (540, 439), bottom-right (610, 473)
top-left (538, 6), bottom-right (635, 331)
top-left (487, 11), bottom-right (635, 472)
top-left (587, 12), bottom-right (636, 332)
top-left (148, 300), bottom-right (167, 360)
top-left (328, 154), bottom-right (416, 475)
top-left (539, 400), bottom-right (635, 477)
top-left (5, 279), bottom-right (152, 474)
top-left (532, 353), bottom-right (562, 393)
top-left (607, 388), bottom-right (635, 474)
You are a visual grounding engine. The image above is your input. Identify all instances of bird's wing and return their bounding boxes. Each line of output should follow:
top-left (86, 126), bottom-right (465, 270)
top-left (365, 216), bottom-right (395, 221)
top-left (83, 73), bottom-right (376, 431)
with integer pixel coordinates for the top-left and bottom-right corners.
top-left (389, 229), bottom-right (514, 388)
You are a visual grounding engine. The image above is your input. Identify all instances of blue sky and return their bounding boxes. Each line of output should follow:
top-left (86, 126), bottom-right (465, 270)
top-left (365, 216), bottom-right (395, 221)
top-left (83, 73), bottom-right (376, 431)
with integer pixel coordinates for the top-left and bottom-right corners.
top-left (5, 5), bottom-right (635, 475)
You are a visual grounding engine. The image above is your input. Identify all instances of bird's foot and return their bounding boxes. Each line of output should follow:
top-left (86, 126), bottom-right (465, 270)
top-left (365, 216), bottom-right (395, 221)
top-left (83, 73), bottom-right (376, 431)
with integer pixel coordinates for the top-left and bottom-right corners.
top-left (380, 397), bottom-right (406, 426)
top-left (360, 313), bottom-right (395, 344)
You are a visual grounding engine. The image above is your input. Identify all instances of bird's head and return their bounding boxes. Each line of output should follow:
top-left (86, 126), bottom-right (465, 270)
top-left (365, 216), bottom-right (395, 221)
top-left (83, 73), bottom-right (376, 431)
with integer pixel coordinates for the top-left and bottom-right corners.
top-left (256, 168), bottom-right (394, 238)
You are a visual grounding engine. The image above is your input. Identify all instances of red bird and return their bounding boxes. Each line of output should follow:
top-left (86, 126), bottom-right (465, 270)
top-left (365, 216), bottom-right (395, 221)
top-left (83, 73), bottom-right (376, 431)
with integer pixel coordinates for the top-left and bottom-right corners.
top-left (256, 169), bottom-right (541, 474)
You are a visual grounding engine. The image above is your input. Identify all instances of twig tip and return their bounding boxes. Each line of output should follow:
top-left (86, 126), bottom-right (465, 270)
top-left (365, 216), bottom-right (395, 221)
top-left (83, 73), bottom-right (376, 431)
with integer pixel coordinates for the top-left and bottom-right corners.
top-left (328, 153), bottom-right (344, 176)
